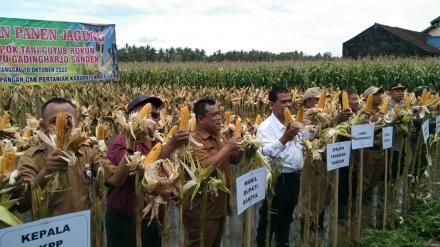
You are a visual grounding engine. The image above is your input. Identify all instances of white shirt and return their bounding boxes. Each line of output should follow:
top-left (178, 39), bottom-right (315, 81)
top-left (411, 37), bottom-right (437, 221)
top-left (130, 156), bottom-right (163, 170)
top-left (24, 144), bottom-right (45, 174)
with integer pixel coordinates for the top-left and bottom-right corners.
top-left (256, 113), bottom-right (304, 173)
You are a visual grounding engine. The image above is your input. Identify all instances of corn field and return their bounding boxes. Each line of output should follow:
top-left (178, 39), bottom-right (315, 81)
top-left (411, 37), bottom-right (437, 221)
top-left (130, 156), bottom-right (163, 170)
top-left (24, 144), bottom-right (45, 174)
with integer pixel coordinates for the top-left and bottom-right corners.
top-left (0, 59), bottom-right (440, 246)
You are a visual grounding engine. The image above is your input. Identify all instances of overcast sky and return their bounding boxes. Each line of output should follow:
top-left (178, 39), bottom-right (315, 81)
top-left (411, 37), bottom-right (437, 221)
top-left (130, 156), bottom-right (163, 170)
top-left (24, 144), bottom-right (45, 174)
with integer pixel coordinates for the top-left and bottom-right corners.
top-left (4, 0), bottom-right (440, 56)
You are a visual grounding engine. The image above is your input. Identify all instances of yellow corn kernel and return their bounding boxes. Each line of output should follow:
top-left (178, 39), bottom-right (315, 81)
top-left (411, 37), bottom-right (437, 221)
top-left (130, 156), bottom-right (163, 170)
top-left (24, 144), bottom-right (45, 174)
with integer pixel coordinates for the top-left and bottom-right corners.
top-left (404, 96), bottom-right (412, 109)
top-left (138, 103), bottom-right (152, 119)
top-left (143, 143), bottom-right (162, 166)
top-left (189, 117), bottom-right (197, 132)
top-left (224, 111), bottom-right (231, 126)
top-left (164, 125), bottom-right (178, 142)
top-left (96, 123), bottom-right (106, 141)
top-left (420, 89), bottom-right (428, 106)
top-left (0, 112), bottom-right (10, 129)
top-left (234, 117), bottom-right (241, 138)
top-left (365, 94), bottom-right (373, 112)
top-left (254, 115), bottom-right (262, 126)
top-left (296, 106), bottom-right (304, 122)
top-left (284, 107), bottom-right (293, 125)
top-left (342, 91), bottom-right (350, 110)
top-left (317, 93), bottom-right (326, 109)
top-left (22, 128), bottom-right (33, 139)
top-left (179, 105), bottom-right (189, 131)
top-left (1, 150), bottom-right (15, 175)
top-left (55, 113), bottom-right (67, 149)
top-left (379, 99), bottom-right (389, 114)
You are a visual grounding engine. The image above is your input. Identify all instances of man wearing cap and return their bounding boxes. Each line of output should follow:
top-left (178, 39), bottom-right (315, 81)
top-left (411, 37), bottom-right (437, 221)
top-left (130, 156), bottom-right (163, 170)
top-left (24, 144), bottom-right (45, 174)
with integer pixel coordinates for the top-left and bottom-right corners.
top-left (388, 83), bottom-right (406, 111)
top-left (361, 86), bottom-right (385, 228)
top-left (105, 95), bottom-right (190, 247)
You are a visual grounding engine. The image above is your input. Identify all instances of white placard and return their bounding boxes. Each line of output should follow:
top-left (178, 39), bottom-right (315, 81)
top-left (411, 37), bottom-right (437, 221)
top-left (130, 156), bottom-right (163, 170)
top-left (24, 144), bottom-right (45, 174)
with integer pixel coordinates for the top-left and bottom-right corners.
top-left (422, 119), bottom-right (430, 144)
top-left (0, 210), bottom-right (90, 247)
top-left (436, 116), bottom-right (440, 134)
top-left (236, 167), bottom-right (268, 216)
top-left (382, 126), bottom-right (393, 150)
top-left (326, 141), bottom-right (352, 171)
top-left (351, 124), bottom-right (375, 150)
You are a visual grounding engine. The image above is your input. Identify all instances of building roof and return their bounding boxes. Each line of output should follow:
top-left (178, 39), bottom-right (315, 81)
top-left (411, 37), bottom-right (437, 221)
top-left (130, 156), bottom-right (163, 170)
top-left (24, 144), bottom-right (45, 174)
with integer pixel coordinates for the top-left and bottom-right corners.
top-left (423, 16), bottom-right (440, 33)
top-left (377, 23), bottom-right (440, 54)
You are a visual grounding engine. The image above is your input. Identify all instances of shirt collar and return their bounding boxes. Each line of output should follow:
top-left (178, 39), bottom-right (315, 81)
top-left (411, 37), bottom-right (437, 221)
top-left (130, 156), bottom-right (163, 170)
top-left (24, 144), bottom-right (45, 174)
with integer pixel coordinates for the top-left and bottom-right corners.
top-left (195, 126), bottom-right (215, 140)
top-left (269, 112), bottom-right (285, 130)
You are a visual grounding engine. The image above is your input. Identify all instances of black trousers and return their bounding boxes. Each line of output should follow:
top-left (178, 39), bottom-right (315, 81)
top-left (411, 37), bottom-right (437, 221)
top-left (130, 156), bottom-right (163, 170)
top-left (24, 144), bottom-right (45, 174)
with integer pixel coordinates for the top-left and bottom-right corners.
top-left (105, 206), bottom-right (161, 247)
top-left (256, 172), bottom-right (301, 247)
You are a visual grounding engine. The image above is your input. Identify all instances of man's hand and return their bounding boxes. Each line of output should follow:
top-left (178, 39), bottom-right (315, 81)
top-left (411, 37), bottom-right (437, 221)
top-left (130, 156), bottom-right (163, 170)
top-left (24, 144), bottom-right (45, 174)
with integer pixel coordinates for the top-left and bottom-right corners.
top-left (168, 130), bottom-right (190, 149)
top-left (280, 123), bottom-right (300, 145)
top-left (46, 150), bottom-right (69, 174)
top-left (334, 108), bottom-right (353, 123)
top-left (225, 136), bottom-right (241, 152)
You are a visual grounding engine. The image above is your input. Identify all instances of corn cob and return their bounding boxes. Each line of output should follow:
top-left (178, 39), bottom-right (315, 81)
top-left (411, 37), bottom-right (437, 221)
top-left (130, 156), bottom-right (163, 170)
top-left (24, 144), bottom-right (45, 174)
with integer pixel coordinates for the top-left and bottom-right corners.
top-left (22, 128), bottom-right (33, 139)
top-left (55, 113), bottom-right (68, 149)
top-left (224, 111), bottom-right (231, 126)
top-left (234, 118), bottom-right (241, 138)
top-left (139, 103), bottom-right (152, 119)
top-left (284, 106), bottom-right (293, 125)
top-left (179, 105), bottom-right (189, 131)
top-left (1, 149), bottom-right (15, 175)
top-left (296, 106), bottom-right (304, 122)
top-left (164, 125), bottom-right (177, 142)
top-left (96, 123), bottom-right (106, 141)
top-left (317, 93), bottom-right (326, 109)
top-left (189, 117), bottom-right (197, 132)
top-left (419, 89), bottom-right (428, 106)
top-left (254, 115), bottom-right (262, 126)
top-left (342, 91), bottom-right (350, 110)
top-left (404, 96), bottom-right (412, 109)
top-left (393, 105), bottom-right (400, 114)
top-left (143, 143), bottom-right (162, 166)
top-left (0, 112), bottom-right (10, 129)
top-left (379, 99), bottom-right (389, 114)
top-left (365, 94), bottom-right (373, 112)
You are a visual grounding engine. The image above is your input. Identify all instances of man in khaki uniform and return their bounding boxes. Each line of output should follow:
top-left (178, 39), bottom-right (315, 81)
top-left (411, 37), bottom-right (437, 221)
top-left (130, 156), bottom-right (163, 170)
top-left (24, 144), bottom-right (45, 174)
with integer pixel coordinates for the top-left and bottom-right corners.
top-left (15, 97), bottom-right (134, 217)
top-left (183, 99), bottom-right (242, 247)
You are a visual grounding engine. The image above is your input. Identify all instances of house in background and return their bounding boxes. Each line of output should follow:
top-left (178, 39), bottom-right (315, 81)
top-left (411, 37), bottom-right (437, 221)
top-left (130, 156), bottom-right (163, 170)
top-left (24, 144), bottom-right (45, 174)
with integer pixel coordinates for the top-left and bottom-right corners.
top-left (343, 16), bottom-right (440, 58)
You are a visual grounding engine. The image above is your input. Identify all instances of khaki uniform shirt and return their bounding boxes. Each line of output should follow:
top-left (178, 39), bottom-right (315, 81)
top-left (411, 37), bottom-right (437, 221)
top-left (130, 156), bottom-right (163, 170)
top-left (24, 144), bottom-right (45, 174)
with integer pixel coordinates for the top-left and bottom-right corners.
top-left (17, 142), bottom-right (115, 217)
top-left (183, 128), bottom-right (232, 220)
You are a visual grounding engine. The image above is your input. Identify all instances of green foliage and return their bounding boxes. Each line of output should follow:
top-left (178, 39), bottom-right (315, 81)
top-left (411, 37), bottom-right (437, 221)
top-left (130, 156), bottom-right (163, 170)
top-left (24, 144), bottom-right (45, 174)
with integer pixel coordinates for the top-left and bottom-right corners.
top-left (359, 228), bottom-right (425, 247)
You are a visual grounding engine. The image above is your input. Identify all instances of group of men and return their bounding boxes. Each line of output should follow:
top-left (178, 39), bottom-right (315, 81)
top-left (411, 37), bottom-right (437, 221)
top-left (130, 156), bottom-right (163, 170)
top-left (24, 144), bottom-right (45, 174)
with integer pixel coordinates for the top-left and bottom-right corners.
top-left (10, 82), bottom-right (428, 247)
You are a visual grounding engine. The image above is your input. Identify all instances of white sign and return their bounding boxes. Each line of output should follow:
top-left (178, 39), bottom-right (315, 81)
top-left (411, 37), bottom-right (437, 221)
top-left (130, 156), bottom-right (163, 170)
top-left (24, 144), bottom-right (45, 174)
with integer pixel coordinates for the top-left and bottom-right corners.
top-left (422, 119), bottom-right (430, 144)
top-left (326, 141), bottom-right (352, 171)
top-left (236, 167), bottom-right (268, 216)
top-left (351, 124), bottom-right (375, 150)
top-left (382, 126), bottom-right (393, 150)
top-left (0, 210), bottom-right (90, 247)
top-left (436, 116), bottom-right (440, 134)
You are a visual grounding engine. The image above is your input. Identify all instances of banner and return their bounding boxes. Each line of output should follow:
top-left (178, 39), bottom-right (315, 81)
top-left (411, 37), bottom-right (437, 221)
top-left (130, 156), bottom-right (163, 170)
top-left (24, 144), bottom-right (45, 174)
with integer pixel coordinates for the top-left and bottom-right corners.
top-left (0, 17), bottom-right (118, 84)
top-left (0, 210), bottom-right (90, 247)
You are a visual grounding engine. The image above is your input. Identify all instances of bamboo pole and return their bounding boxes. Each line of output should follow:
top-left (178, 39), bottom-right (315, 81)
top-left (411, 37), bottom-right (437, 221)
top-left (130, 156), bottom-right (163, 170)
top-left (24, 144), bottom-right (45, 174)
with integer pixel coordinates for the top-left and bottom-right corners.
top-left (382, 149), bottom-right (388, 230)
top-left (135, 171), bottom-right (143, 247)
top-left (245, 207), bottom-right (253, 247)
top-left (330, 170), bottom-right (339, 247)
top-left (162, 204), bottom-right (169, 247)
top-left (354, 149), bottom-right (364, 241)
top-left (346, 161), bottom-right (353, 239)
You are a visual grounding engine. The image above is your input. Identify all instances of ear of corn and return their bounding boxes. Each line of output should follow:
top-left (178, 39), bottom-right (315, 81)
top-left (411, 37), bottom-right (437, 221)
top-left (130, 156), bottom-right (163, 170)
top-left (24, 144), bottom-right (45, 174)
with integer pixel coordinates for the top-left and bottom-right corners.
top-left (139, 103), bottom-right (152, 119)
top-left (224, 111), bottom-right (231, 126)
top-left (317, 93), bottom-right (326, 109)
top-left (96, 123), bottom-right (106, 141)
top-left (296, 106), bottom-right (304, 122)
top-left (179, 105), bottom-right (189, 131)
top-left (419, 89), bottom-right (428, 106)
top-left (254, 114), bottom-right (262, 126)
top-left (0, 112), bottom-right (10, 129)
top-left (342, 91), bottom-right (350, 110)
top-left (189, 117), bottom-right (197, 132)
top-left (164, 125), bottom-right (177, 142)
top-left (143, 143), bottom-right (162, 166)
top-left (284, 106), bottom-right (293, 125)
top-left (404, 96), bottom-right (412, 109)
top-left (1, 149), bottom-right (15, 175)
top-left (55, 113), bottom-right (67, 149)
top-left (365, 94), bottom-right (373, 112)
top-left (22, 128), bottom-right (33, 139)
top-left (379, 99), bottom-right (389, 114)
top-left (234, 117), bottom-right (241, 138)
top-left (393, 105), bottom-right (400, 114)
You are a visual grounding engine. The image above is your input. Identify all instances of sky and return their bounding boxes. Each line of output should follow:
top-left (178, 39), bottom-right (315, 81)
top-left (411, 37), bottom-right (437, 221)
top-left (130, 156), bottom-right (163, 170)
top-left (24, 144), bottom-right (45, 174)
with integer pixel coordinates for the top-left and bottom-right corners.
top-left (3, 0), bottom-right (440, 56)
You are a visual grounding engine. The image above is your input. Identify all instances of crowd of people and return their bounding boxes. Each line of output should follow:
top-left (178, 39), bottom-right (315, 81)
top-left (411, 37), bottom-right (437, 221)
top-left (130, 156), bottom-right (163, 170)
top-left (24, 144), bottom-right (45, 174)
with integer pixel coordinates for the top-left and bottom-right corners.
top-left (6, 82), bottom-right (437, 247)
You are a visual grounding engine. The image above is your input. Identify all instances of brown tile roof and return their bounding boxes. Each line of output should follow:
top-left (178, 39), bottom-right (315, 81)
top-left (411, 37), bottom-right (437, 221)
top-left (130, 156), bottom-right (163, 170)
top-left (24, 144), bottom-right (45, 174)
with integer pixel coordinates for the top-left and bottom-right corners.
top-left (378, 23), bottom-right (440, 54)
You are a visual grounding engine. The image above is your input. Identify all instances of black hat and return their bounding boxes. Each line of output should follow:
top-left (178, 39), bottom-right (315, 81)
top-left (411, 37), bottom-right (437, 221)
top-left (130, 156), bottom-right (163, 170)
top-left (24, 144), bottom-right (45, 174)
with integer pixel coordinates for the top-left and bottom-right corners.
top-left (390, 82), bottom-right (406, 90)
top-left (128, 95), bottom-right (163, 113)
top-left (414, 86), bottom-right (429, 98)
